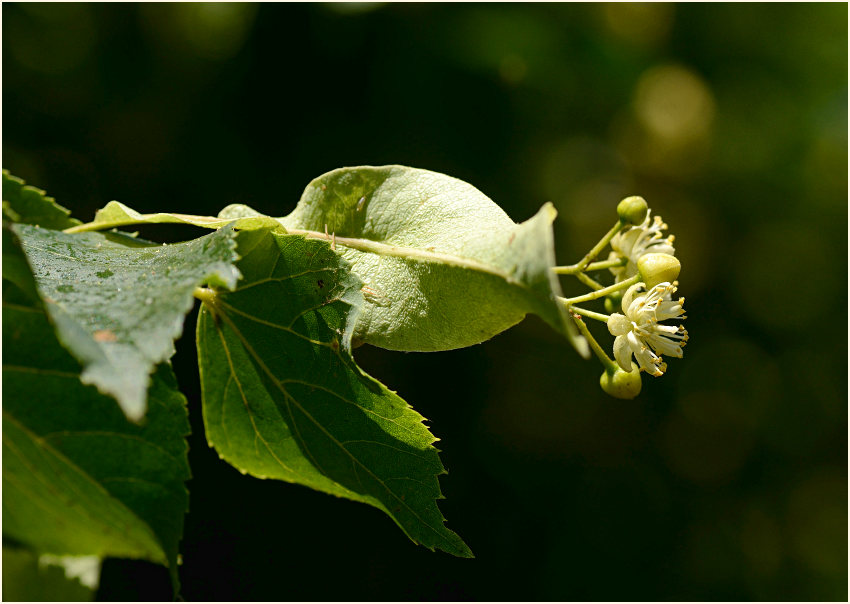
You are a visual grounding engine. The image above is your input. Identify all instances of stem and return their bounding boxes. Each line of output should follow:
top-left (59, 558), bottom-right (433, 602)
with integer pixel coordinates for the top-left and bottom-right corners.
top-left (575, 219), bottom-right (625, 271)
top-left (560, 274), bottom-right (640, 305)
top-left (570, 314), bottom-right (618, 372)
top-left (553, 256), bottom-right (627, 275)
top-left (586, 257), bottom-right (628, 272)
top-left (575, 272), bottom-right (604, 291)
top-left (570, 306), bottom-right (610, 323)
top-left (553, 264), bottom-right (582, 275)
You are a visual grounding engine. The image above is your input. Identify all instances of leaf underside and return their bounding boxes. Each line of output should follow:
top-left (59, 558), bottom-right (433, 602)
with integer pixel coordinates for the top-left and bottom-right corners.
top-left (278, 165), bottom-right (586, 356)
top-left (196, 227), bottom-right (472, 557)
top-left (12, 222), bottom-right (240, 421)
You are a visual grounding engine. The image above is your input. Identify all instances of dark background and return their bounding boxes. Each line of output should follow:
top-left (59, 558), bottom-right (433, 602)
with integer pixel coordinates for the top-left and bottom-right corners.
top-left (3, 2), bottom-right (847, 601)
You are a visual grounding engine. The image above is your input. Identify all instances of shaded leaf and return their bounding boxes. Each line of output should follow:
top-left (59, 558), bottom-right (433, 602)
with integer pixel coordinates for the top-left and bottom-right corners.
top-left (2, 547), bottom-right (97, 602)
top-left (278, 165), bottom-right (587, 356)
top-left (2, 170), bottom-right (80, 230)
top-left (196, 227), bottom-right (472, 557)
top-left (2, 233), bottom-right (191, 590)
top-left (3, 221), bottom-right (41, 306)
top-left (13, 223), bottom-right (240, 420)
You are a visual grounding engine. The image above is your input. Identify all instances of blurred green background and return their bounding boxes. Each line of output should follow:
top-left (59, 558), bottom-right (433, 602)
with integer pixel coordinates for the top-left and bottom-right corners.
top-left (3, 2), bottom-right (847, 600)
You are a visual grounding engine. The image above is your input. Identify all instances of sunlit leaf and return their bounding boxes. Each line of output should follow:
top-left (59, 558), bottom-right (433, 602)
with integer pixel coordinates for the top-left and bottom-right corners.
top-left (12, 223), bottom-right (240, 421)
top-left (196, 227), bottom-right (473, 557)
top-left (276, 165), bottom-right (587, 355)
top-left (65, 199), bottom-right (278, 233)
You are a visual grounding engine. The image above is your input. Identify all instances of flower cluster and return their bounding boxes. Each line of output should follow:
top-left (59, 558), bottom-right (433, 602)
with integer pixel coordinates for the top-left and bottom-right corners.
top-left (556, 196), bottom-right (688, 399)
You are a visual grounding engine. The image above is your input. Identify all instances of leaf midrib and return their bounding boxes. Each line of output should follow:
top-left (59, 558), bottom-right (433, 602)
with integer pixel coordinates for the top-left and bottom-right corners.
top-left (284, 227), bottom-right (515, 281)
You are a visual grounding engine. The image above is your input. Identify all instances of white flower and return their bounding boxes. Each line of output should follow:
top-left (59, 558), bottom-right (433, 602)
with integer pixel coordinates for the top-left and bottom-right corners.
top-left (609, 211), bottom-right (676, 282)
top-left (607, 281), bottom-right (688, 377)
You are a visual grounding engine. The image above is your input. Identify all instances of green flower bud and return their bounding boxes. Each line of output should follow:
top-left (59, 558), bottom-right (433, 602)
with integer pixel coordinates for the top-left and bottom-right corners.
top-left (617, 196), bottom-right (649, 225)
top-left (604, 290), bottom-right (623, 314)
top-left (637, 252), bottom-right (681, 288)
top-left (600, 362), bottom-right (642, 399)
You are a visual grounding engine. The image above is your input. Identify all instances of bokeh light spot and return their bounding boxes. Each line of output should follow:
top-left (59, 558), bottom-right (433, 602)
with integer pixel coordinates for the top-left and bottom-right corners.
top-left (142, 3), bottom-right (258, 61)
top-left (634, 64), bottom-right (715, 145)
top-left (603, 3), bottom-right (675, 48)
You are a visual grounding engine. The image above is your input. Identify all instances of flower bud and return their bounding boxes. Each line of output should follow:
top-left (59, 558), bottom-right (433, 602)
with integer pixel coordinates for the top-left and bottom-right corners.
top-left (617, 196), bottom-right (649, 225)
top-left (604, 290), bottom-right (623, 314)
top-left (637, 252), bottom-right (680, 288)
top-left (600, 363), bottom-right (642, 399)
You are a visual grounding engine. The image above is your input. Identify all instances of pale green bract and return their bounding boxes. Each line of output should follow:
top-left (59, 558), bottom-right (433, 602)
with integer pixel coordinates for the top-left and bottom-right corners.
top-left (232, 165), bottom-right (589, 356)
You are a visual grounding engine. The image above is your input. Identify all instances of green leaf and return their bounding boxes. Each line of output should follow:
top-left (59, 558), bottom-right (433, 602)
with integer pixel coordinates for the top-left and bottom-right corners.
top-left (3, 221), bottom-right (41, 306)
top-left (12, 222), bottom-right (240, 421)
top-left (2, 234), bottom-right (191, 588)
top-left (276, 165), bottom-right (587, 356)
top-left (2, 547), bottom-right (97, 602)
top-left (65, 199), bottom-right (280, 233)
top-left (2, 170), bottom-right (81, 230)
top-left (196, 227), bottom-right (472, 557)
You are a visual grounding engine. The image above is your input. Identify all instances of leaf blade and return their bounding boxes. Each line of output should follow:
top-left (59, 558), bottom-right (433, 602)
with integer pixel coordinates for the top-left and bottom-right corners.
top-left (13, 223), bottom-right (240, 421)
top-left (2, 232), bottom-right (192, 585)
top-left (280, 165), bottom-right (587, 356)
top-left (2, 170), bottom-right (81, 230)
top-left (67, 200), bottom-right (281, 233)
top-left (197, 228), bottom-right (472, 557)
top-left (2, 547), bottom-right (98, 602)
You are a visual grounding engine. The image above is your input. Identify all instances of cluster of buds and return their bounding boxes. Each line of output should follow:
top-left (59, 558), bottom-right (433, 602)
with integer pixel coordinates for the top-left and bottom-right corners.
top-left (555, 196), bottom-right (688, 399)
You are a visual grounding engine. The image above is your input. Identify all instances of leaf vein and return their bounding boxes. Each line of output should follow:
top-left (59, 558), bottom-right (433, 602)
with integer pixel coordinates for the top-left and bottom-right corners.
top-left (216, 312), bottom-right (452, 543)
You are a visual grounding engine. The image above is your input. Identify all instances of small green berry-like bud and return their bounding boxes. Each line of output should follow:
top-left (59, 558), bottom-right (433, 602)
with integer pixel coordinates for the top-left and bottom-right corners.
top-left (604, 290), bottom-right (623, 314)
top-left (600, 363), bottom-right (642, 399)
top-left (617, 196), bottom-right (648, 225)
top-left (638, 252), bottom-right (681, 288)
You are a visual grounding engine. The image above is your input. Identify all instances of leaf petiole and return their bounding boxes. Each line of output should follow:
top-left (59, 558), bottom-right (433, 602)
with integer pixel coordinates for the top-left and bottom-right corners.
top-left (193, 287), bottom-right (218, 307)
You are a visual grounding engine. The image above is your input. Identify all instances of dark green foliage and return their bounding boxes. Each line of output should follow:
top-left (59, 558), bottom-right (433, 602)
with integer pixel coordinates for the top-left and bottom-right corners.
top-left (2, 171), bottom-right (80, 230)
top-left (12, 223), bottom-right (239, 420)
top-left (197, 228), bottom-right (472, 557)
top-left (3, 225), bottom-right (191, 594)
